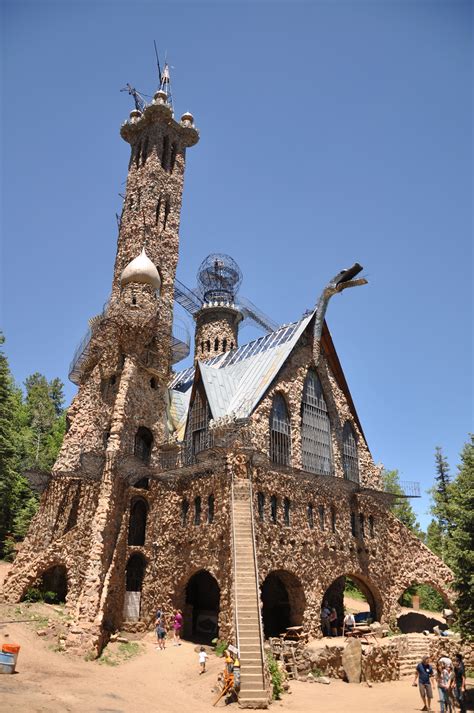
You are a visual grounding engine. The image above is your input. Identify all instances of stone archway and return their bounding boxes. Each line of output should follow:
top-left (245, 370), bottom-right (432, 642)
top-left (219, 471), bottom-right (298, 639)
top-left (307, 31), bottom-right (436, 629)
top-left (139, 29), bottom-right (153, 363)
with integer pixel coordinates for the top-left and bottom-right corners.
top-left (396, 581), bottom-right (452, 634)
top-left (261, 570), bottom-right (306, 638)
top-left (184, 570), bottom-right (220, 643)
top-left (42, 565), bottom-right (68, 603)
top-left (123, 553), bottom-right (147, 622)
top-left (321, 574), bottom-right (380, 635)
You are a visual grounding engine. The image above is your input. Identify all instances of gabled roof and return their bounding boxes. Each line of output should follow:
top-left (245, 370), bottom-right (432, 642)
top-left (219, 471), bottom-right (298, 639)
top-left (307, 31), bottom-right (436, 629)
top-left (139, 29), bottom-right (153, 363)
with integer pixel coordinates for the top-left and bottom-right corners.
top-left (168, 311), bottom-right (367, 446)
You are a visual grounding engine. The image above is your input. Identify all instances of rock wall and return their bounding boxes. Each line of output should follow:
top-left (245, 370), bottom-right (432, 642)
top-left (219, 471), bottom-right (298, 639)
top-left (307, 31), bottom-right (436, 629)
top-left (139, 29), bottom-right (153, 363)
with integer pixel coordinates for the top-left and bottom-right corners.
top-left (194, 306), bottom-right (241, 362)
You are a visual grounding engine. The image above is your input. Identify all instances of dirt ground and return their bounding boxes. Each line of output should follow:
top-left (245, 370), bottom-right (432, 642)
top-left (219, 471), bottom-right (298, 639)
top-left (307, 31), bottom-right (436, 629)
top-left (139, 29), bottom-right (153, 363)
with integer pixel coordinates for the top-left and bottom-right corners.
top-left (0, 563), bottom-right (470, 713)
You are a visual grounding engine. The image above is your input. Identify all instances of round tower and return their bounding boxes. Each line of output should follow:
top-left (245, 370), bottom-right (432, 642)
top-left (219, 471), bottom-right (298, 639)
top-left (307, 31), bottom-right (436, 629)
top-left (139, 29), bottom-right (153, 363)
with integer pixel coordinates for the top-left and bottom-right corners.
top-left (194, 254), bottom-right (243, 362)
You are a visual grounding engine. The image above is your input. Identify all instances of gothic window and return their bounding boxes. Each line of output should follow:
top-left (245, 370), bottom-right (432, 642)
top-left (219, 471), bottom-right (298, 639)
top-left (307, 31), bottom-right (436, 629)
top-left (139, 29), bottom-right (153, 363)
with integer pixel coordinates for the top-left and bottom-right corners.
top-left (270, 495), bottom-right (277, 524)
top-left (359, 513), bottom-right (365, 538)
top-left (134, 427), bottom-right (153, 464)
top-left (307, 503), bottom-right (314, 529)
top-left (369, 515), bottom-right (374, 537)
top-left (223, 338), bottom-right (227, 351)
top-left (257, 492), bottom-right (265, 521)
top-left (161, 135), bottom-right (170, 170)
top-left (230, 342), bottom-right (234, 350)
top-left (206, 340), bottom-right (211, 352)
top-left (194, 496), bottom-right (201, 525)
top-left (331, 506), bottom-right (336, 533)
top-left (181, 498), bottom-right (189, 526)
top-left (270, 393), bottom-right (291, 466)
top-left (283, 498), bottom-right (291, 526)
top-left (170, 142), bottom-right (178, 172)
top-left (342, 422), bottom-right (359, 483)
top-left (319, 504), bottom-right (325, 530)
top-left (301, 370), bottom-right (332, 475)
top-left (350, 511), bottom-right (356, 537)
top-left (184, 390), bottom-right (212, 464)
top-left (208, 494), bottom-right (215, 524)
top-left (214, 338), bottom-right (219, 352)
top-left (128, 499), bottom-right (148, 546)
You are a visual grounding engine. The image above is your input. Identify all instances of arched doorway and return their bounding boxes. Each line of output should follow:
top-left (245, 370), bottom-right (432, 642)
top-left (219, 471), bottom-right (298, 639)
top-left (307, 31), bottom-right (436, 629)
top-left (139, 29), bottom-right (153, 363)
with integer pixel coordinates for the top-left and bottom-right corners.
top-left (123, 553), bottom-right (146, 622)
top-left (397, 583), bottom-right (450, 633)
top-left (40, 565), bottom-right (68, 604)
top-left (322, 575), bottom-right (379, 636)
top-left (261, 570), bottom-right (305, 638)
top-left (128, 498), bottom-right (148, 546)
top-left (185, 570), bottom-right (220, 643)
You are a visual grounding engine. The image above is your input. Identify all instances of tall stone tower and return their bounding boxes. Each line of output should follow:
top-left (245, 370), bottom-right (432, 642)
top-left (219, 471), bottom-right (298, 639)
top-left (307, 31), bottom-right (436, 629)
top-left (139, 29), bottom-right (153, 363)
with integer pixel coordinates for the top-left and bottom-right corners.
top-left (3, 86), bottom-right (199, 654)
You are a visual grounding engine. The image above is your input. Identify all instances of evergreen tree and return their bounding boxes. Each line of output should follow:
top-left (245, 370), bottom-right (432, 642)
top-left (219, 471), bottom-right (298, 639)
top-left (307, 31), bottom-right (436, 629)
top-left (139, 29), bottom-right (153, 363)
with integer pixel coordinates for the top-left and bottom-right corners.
top-left (425, 518), bottom-right (443, 558)
top-left (446, 436), bottom-right (474, 639)
top-left (0, 333), bottom-right (20, 556)
top-left (382, 468), bottom-right (424, 537)
top-left (429, 446), bottom-right (452, 562)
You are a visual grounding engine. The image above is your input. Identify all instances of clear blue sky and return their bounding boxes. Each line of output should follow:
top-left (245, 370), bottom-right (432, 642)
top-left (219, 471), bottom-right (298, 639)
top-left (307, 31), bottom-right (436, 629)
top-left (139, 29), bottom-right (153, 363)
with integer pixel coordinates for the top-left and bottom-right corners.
top-left (1, 1), bottom-right (472, 530)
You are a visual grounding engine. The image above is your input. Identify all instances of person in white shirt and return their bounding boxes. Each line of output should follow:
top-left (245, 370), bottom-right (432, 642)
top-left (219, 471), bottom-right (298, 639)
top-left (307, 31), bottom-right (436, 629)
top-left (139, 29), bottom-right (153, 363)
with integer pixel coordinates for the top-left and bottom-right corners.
top-left (343, 612), bottom-right (355, 634)
top-left (199, 646), bottom-right (208, 674)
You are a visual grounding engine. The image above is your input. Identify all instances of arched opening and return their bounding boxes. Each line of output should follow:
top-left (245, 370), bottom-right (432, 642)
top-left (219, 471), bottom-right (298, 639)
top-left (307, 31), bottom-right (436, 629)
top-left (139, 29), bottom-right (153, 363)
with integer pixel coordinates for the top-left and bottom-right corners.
top-left (322, 575), bottom-right (379, 636)
top-left (342, 421), bottom-right (359, 483)
top-left (261, 570), bottom-right (305, 638)
top-left (133, 477), bottom-right (149, 490)
top-left (301, 369), bottom-right (332, 475)
top-left (207, 494), bottom-right (215, 524)
top-left (39, 565), bottom-right (68, 604)
top-left (134, 427), bottom-right (153, 463)
top-left (184, 570), bottom-right (220, 643)
top-left (397, 583), bottom-right (450, 633)
top-left (123, 553), bottom-right (146, 621)
top-left (270, 393), bottom-right (291, 466)
top-left (128, 498), bottom-right (148, 546)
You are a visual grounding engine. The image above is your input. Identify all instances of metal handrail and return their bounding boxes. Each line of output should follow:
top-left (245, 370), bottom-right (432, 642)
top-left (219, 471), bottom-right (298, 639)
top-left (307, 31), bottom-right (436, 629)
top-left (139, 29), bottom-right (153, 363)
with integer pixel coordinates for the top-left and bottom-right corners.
top-left (230, 473), bottom-right (240, 654)
top-left (247, 475), bottom-right (267, 688)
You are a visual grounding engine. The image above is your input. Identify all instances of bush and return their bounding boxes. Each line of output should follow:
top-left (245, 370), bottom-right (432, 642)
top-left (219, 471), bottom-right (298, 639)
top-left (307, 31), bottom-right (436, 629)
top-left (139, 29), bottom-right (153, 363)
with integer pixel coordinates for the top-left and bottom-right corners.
top-left (213, 639), bottom-right (228, 657)
top-left (23, 587), bottom-right (43, 603)
top-left (267, 652), bottom-right (284, 700)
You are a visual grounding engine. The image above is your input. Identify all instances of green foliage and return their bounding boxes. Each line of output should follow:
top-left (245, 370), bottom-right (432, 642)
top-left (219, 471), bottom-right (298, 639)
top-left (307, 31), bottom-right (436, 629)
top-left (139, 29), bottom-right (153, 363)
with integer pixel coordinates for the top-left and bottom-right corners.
top-left (344, 578), bottom-right (367, 601)
top-left (425, 518), bottom-right (444, 559)
top-left (428, 447), bottom-right (452, 563)
top-left (22, 586), bottom-right (59, 604)
top-left (445, 436), bottom-right (474, 640)
top-left (267, 652), bottom-right (284, 699)
top-left (382, 469), bottom-right (424, 537)
top-left (0, 334), bottom-right (66, 556)
top-left (213, 639), bottom-right (229, 657)
top-left (399, 584), bottom-right (444, 612)
top-left (311, 667), bottom-right (323, 677)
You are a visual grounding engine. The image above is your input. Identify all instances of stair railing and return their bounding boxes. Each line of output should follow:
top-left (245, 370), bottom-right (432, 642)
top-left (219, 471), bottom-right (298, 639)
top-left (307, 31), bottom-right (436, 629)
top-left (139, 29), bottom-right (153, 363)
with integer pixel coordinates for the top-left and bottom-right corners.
top-left (247, 476), bottom-right (267, 688)
top-left (230, 473), bottom-right (240, 654)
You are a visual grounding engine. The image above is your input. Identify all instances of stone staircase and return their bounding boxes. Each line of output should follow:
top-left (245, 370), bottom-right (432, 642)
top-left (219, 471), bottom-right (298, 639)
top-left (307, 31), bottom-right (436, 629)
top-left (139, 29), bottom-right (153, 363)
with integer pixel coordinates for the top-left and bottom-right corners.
top-left (232, 480), bottom-right (268, 709)
top-left (398, 634), bottom-right (430, 678)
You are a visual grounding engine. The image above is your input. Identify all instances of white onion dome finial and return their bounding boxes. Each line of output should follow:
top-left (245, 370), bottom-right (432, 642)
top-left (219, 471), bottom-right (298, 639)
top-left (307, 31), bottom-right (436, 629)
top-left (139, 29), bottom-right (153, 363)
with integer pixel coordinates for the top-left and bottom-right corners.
top-left (120, 248), bottom-right (161, 290)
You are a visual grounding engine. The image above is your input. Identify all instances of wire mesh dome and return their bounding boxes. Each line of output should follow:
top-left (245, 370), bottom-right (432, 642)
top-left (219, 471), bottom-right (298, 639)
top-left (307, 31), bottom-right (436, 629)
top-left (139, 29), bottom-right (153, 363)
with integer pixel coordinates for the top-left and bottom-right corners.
top-left (197, 254), bottom-right (243, 303)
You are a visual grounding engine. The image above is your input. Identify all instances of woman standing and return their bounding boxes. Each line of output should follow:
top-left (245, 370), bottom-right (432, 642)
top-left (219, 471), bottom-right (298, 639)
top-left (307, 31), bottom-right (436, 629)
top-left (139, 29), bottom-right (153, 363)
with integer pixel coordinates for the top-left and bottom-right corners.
top-left (173, 609), bottom-right (183, 646)
top-left (436, 660), bottom-right (453, 713)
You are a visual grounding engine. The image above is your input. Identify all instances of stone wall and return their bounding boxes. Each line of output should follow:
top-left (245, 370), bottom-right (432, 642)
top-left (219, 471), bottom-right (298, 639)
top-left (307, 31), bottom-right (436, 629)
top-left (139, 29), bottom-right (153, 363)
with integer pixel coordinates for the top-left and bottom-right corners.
top-left (194, 306), bottom-right (241, 362)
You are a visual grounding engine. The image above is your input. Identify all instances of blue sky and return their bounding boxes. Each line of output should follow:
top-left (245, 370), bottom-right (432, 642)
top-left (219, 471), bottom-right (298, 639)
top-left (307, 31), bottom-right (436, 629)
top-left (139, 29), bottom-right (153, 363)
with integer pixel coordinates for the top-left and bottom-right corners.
top-left (1, 1), bottom-right (472, 529)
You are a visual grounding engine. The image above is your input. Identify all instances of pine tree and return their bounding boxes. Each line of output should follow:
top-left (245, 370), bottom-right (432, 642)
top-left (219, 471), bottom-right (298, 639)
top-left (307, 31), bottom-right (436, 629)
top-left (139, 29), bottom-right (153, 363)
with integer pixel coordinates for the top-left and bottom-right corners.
top-left (382, 468), bottom-right (424, 537)
top-left (446, 436), bottom-right (474, 639)
top-left (429, 446), bottom-right (452, 562)
top-left (0, 334), bottom-right (21, 556)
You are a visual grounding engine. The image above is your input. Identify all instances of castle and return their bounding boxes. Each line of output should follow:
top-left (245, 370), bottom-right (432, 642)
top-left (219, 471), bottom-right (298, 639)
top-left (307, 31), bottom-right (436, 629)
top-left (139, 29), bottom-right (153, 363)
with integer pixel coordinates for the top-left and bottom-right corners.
top-left (3, 73), bottom-right (453, 707)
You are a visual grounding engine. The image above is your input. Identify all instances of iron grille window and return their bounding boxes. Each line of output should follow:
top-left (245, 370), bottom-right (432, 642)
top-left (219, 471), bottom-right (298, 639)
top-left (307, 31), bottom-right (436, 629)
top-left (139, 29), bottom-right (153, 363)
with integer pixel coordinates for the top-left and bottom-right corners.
top-left (184, 390), bottom-right (213, 464)
top-left (350, 511), bottom-right (356, 537)
top-left (270, 495), bottom-right (277, 523)
top-left (194, 496), bottom-right (201, 525)
top-left (301, 370), bottom-right (333, 475)
top-left (359, 513), bottom-right (365, 538)
top-left (307, 503), bottom-right (314, 529)
top-left (331, 507), bottom-right (336, 533)
top-left (342, 421), bottom-right (359, 483)
top-left (257, 492), bottom-right (265, 521)
top-left (208, 494), bottom-right (215, 524)
top-left (283, 498), bottom-right (291, 526)
top-left (369, 515), bottom-right (374, 537)
top-left (270, 394), bottom-right (291, 466)
top-left (181, 498), bottom-right (189, 526)
top-left (134, 427), bottom-right (153, 464)
top-left (319, 504), bottom-right (325, 530)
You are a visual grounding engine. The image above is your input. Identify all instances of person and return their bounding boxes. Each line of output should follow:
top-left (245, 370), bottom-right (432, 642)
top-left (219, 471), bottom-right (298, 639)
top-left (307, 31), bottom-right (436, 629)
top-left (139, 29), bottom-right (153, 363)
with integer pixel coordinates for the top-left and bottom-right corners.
top-left (198, 646), bottom-right (208, 674)
top-left (329, 608), bottom-right (338, 637)
top-left (320, 601), bottom-right (331, 637)
top-left (343, 611), bottom-right (355, 635)
top-left (172, 609), bottom-right (183, 645)
top-left (155, 610), bottom-right (167, 650)
top-left (155, 608), bottom-right (163, 645)
top-left (436, 660), bottom-right (453, 713)
top-left (451, 653), bottom-right (466, 713)
top-left (413, 655), bottom-right (434, 712)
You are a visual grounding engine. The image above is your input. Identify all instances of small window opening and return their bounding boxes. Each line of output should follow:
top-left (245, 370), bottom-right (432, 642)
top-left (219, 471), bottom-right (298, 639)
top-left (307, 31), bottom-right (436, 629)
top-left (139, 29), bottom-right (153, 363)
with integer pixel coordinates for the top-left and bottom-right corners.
top-left (170, 142), bottom-right (178, 172)
top-left (307, 503), bottom-right (314, 529)
top-left (134, 427), bottom-right (153, 464)
top-left (155, 196), bottom-right (162, 226)
top-left (359, 513), bottom-right (365, 538)
top-left (331, 507), bottom-right (336, 533)
top-left (181, 498), bottom-right (189, 526)
top-left (104, 431), bottom-right (111, 448)
top-left (132, 295), bottom-right (137, 305)
top-left (135, 142), bottom-right (141, 168)
top-left (208, 494), bottom-right (215, 524)
top-left (319, 505), bottom-right (325, 530)
top-left (163, 197), bottom-right (171, 230)
top-left (222, 338), bottom-right (227, 351)
top-left (194, 496), bottom-right (201, 525)
top-left (161, 135), bottom-right (170, 171)
top-left (120, 354), bottom-right (126, 368)
top-left (128, 498), bottom-right (148, 546)
top-left (283, 497), bottom-right (291, 526)
top-left (129, 195), bottom-right (134, 210)
top-left (150, 377), bottom-right (158, 389)
top-left (214, 338), bottom-right (219, 352)
top-left (141, 137), bottom-right (149, 165)
top-left (110, 375), bottom-right (116, 386)
top-left (134, 478), bottom-right (149, 490)
top-left (230, 342), bottom-right (234, 350)
top-left (257, 492), bottom-right (265, 521)
top-left (201, 341), bottom-right (205, 354)
top-left (206, 340), bottom-right (211, 353)
top-left (350, 511), bottom-right (357, 537)
top-left (369, 515), bottom-right (375, 537)
top-left (270, 495), bottom-right (277, 524)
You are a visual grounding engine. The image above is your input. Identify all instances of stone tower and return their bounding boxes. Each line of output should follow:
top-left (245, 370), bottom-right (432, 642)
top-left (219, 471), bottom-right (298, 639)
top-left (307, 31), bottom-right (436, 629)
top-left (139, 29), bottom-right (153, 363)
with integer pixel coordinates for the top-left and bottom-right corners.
top-left (3, 87), bottom-right (200, 654)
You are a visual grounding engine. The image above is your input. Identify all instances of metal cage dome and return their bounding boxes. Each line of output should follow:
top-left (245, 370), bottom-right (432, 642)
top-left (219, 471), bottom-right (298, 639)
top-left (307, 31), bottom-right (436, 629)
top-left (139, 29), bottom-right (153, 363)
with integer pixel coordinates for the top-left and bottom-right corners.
top-left (197, 253), bottom-right (243, 303)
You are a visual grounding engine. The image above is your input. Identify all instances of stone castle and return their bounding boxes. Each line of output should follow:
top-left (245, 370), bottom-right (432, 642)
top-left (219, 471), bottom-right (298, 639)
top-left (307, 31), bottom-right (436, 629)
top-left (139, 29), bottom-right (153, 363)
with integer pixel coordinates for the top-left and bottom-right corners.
top-left (3, 75), bottom-right (454, 706)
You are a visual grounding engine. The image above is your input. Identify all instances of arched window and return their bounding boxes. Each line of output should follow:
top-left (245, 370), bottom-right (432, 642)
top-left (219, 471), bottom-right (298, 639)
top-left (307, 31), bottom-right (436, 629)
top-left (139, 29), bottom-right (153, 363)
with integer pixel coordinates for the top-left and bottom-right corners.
top-left (307, 503), bottom-right (314, 529)
top-left (141, 137), bottom-right (149, 164)
top-left (206, 340), bottom-right (211, 352)
top-left (155, 196), bottom-right (162, 225)
top-left (181, 498), bottom-right (189, 526)
top-left (222, 338), bottom-right (227, 351)
top-left (170, 142), bottom-right (178, 172)
top-left (301, 370), bottom-right (332, 475)
top-left (201, 341), bottom-right (205, 354)
top-left (283, 498), bottom-right (291, 526)
top-left (230, 342), bottom-right (234, 350)
top-left (128, 499), bottom-right (148, 546)
top-left (359, 513), bottom-right (365, 538)
top-left (194, 496), bottom-right (202, 525)
top-left (270, 394), bottom-right (291, 466)
top-left (184, 390), bottom-right (212, 464)
top-left (319, 505), bottom-right (325, 530)
top-left (214, 338), bottom-right (219, 352)
top-left (161, 135), bottom-right (170, 170)
top-left (342, 422), bottom-right (359, 483)
top-left (350, 511), bottom-right (356, 537)
top-left (270, 495), bottom-right (277, 524)
top-left (369, 515), bottom-right (374, 537)
top-left (134, 427), bottom-right (153, 464)
top-left (257, 492), bottom-right (265, 521)
top-left (331, 506), bottom-right (336, 533)
top-left (208, 494), bottom-right (215, 524)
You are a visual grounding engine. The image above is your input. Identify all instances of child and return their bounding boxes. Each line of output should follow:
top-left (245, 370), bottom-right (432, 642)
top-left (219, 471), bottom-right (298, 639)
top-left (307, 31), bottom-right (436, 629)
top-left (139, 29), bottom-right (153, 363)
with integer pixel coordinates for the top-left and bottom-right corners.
top-left (199, 646), bottom-right (208, 674)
